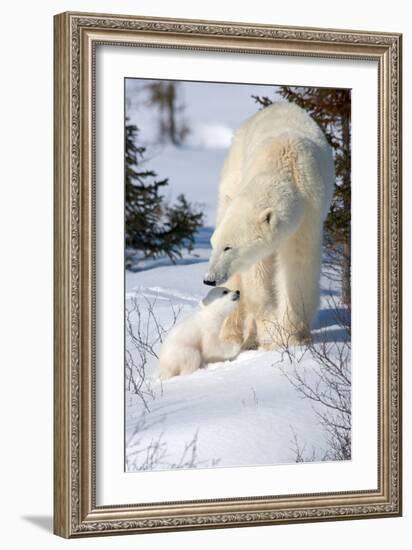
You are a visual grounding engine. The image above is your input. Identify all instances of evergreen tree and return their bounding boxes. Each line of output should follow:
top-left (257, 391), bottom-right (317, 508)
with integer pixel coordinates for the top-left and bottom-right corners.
top-left (253, 87), bottom-right (351, 306)
top-left (125, 121), bottom-right (203, 266)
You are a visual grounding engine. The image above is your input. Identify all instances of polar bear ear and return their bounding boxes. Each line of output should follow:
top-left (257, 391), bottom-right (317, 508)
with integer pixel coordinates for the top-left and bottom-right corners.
top-left (259, 207), bottom-right (273, 225)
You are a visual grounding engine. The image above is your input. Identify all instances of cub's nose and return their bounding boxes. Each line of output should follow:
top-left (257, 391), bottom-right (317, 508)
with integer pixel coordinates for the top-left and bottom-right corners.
top-left (231, 289), bottom-right (241, 301)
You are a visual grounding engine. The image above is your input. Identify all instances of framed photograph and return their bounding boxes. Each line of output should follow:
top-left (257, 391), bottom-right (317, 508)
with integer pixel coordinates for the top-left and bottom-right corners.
top-left (53, 11), bottom-right (402, 538)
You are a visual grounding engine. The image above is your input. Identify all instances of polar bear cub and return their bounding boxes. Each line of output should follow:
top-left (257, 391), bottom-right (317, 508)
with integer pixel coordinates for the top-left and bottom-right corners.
top-left (159, 287), bottom-right (242, 380)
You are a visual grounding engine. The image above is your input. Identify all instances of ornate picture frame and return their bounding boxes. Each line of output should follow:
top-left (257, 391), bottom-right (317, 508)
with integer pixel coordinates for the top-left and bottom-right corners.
top-left (53, 11), bottom-right (402, 538)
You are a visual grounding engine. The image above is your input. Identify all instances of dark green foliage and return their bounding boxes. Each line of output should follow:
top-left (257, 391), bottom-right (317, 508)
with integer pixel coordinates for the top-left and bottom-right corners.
top-left (125, 122), bottom-right (203, 265)
top-left (253, 87), bottom-right (351, 305)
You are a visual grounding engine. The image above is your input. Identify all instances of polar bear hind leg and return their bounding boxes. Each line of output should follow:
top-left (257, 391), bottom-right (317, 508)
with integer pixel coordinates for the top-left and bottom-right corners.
top-left (274, 212), bottom-right (323, 346)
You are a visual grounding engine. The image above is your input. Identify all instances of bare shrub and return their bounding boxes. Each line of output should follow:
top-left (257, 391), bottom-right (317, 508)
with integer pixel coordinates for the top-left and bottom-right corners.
top-left (271, 297), bottom-right (351, 461)
top-left (289, 426), bottom-right (318, 463)
top-left (126, 411), bottom-right (221, 472)
top-left (241, 387), bottom-right (259, 408)
top-left (125, 291), bottom-right (182, 409)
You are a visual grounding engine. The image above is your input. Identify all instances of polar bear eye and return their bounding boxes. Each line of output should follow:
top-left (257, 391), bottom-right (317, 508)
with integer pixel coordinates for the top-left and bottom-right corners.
top-left (222, 290), bottom-right (229, 295)
top-left (223, 246), bottom-right (232, 252)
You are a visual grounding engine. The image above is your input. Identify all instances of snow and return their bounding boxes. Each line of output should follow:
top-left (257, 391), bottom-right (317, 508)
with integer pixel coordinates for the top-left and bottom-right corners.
top-left (125, 238), bottom-right (350, 472)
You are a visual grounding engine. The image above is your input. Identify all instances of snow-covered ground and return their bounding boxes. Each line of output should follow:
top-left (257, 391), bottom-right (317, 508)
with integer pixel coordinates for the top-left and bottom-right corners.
top-left (125, 233), bottom-right (351, 472)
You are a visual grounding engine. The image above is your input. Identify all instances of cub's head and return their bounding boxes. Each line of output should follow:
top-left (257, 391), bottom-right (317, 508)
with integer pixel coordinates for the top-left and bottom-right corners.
top-left (201, 286), bottom-right (240, 316)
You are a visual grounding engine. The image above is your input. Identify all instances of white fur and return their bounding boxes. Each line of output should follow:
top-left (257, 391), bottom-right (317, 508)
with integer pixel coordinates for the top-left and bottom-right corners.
top-left (205, 102), bottom-right (335, 348)
top-left (159, 290), bottom-right (241, 380)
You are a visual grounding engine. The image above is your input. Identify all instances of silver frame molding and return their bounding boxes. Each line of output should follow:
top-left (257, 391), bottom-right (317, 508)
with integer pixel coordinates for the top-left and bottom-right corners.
top-left (54, 11), bottom-right (402, 538)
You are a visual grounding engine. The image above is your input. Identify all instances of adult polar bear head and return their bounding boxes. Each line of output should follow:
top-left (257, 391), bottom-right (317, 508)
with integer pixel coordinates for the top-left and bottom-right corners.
top-left (204, 172), bottom-right (305, 287)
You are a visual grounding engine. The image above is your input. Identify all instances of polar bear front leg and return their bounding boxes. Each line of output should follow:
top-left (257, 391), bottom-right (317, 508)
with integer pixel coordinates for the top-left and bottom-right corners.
top-left (218, 340), bottom-right (242, 361)
top-left (159, 347), bottom-right (202, 380)
top-left (243, 254), bottom-right (278, 350)
top-left (221, 308), bottom-right (258, 351)
top-left (202, 333), bottom-right (241, 363)
top-left (220, 306), bottom-right (244, 346)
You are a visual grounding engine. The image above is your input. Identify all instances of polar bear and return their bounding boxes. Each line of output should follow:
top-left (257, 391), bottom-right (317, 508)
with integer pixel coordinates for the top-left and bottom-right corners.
top-left (159, 287), bottom-right (242, 380)
top-left (203, 102), bottom-right (335, 349)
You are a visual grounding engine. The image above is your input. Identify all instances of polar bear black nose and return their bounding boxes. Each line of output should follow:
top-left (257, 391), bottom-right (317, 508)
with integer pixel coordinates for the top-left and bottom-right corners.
top-left (203, 278), bottom-right (216, 286)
